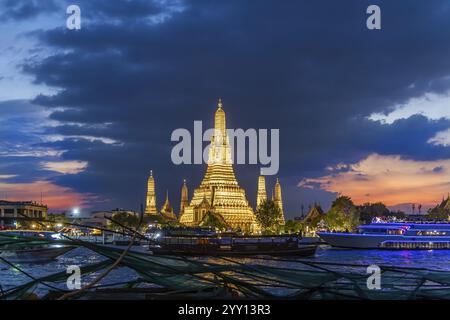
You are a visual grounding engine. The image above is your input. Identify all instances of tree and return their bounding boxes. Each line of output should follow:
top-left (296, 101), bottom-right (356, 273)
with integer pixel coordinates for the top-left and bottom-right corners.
top-left (390, 210), bottom-right (406, 220)
top-left (110, 212), bottom-right (139, 233)
top-left (199, 211), bottom-right (230, 231)
top-left (357, 202), bottom-right (390, 224)
top-left (255, 200), bottom-right (282, 234)
top-left (284, 220), bottom-right (303, 234)
top-left (324, 196), bottom-right (359, 232)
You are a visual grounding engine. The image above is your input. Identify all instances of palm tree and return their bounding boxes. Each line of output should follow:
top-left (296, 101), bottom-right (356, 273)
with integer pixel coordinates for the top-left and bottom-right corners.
top-left (412, 203), bottom-right (415, 214)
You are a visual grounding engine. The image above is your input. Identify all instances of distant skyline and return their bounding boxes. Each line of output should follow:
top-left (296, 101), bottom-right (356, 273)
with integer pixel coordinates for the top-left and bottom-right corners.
top-left (2, 1), bottom-right (450, 218)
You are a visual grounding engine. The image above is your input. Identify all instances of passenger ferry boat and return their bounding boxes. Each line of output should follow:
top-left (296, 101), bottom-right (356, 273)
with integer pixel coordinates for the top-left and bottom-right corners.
top-left (318, 222), bottom-right (450, 249)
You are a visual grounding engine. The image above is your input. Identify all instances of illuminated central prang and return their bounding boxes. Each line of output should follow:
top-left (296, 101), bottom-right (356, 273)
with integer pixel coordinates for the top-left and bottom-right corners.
top-left (179, 99), bottom-right (259, 233)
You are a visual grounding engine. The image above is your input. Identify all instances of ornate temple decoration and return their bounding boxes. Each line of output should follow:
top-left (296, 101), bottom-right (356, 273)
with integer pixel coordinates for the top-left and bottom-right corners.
top-left (256, 175), bottom-right (267, 208)
top-left (179, 99), bottom-right (259, 233)
top-left (273, 178), bottom-right (285, 224)
top-left (160, 191), bottom-right (177, 221)
top-left (303, 204), bottom-right (325, 225)
top-left (179, 179), bottom-right (189, 217)
top-left (145, 170), bottom-right (157, 215)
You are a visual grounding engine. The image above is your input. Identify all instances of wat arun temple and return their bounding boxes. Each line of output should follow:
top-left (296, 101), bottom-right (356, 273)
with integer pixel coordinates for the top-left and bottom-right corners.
top-left (145, 100), bottom-right (285, 233)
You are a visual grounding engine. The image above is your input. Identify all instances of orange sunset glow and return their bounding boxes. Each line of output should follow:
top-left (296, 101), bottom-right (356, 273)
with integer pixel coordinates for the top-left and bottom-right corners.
top-left (299, 153), bottom-right (450, 208)
top-left (0, 180), bottom-right (87, 210)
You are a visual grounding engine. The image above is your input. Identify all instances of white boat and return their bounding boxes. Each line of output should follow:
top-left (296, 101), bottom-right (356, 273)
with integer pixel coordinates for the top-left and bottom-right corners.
top-left (318, 222), bottom-right (450, 249)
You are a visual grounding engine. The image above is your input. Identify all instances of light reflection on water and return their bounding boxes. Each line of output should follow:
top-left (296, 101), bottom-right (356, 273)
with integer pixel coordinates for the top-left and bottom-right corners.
top-left (0, 247), bottom-right (139, 294)
top-left (2, 245), bottom-right (450, 295)
top-left (313, 245), bottom-right (450, 271)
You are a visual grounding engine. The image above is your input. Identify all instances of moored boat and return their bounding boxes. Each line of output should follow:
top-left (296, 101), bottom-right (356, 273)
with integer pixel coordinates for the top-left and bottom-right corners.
top-left (0, 245), bottom-right (75, 263)
top-left (149, 234), bottom-right (317, 257)
top-left (0, 230), bottom-right (74, 262)
top-left (318, 222), bottom-right (450, 249)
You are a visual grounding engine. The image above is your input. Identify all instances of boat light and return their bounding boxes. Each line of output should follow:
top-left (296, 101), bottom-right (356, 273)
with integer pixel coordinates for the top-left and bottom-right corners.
top-left (51, 233), bottom-right (62, 240)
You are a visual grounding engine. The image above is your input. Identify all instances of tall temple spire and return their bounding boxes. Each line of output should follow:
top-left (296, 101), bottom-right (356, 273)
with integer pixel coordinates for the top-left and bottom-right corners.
top-left (179, 100), bottom-right (259, 233)
top-left (256, 175), bottom-right (267, 208)
top-left (212, 98), bottom-right (228, 157)
top-left (180, 179), bottom-right (189, 217)
top-left (273, 178), bottom-right (285, 225)
top-left (145, 170), bottom-right (157, 215)
top-left (204, 98), bottom-right (234, 173)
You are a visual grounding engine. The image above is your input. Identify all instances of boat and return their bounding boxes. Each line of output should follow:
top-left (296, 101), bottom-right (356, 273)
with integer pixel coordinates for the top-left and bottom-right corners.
top-left (0, 245), bottom-right (75, 263)
top-left (149, 234), bottom-right (317, 257)
top-left (0, 230), bottom-right (75, 262)
top-left (0, 230), bottom-right (62, 240)
top-left (318, 222), bottom-right (450, 249)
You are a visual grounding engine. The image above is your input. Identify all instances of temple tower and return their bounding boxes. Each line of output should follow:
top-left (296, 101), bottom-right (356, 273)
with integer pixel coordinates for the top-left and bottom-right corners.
top-left (273, 178), bottom-right (285, 224)
top-left (160, 190), bottom-right (177, 221)
top-left (256, 175), bottom-right (267, 208)
top-left (179, 99), bottom-right (259, 233)
top-left (145, 170), bottom-right (157, 215)
top-left (180, 179), bottom-right (189, 217)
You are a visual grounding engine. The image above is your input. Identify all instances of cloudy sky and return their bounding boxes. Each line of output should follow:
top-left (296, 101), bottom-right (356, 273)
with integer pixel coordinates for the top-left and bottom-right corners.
top-left (1, 0), bottom-right (450, 218)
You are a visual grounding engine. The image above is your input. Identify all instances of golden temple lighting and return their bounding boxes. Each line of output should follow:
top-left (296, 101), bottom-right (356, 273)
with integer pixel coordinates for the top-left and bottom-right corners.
top-left (179, 99), bottom-right (260, 233)
top-left (145, 170), bottom-right (157, 215)
top-left (257, 175), bottom-right (267, 208)
top-left (160, 191), bottom-right (177, 221)
top-left (273, 178), bottom-right (285, 225)
top-left (146, 99), bottom-right (286, 233)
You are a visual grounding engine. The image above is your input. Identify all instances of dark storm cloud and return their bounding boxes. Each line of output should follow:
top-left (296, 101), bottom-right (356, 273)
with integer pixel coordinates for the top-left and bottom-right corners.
top-left (77, 0), bottom-right (167, 21)
top-left (0, 0), bottom-right (168, 22)
top-left (15, 0), bottom-right (450, 215)
top-left (0, 100), bottom-right (62, 183)
top-left (288, 115), bottom-right (450, 175)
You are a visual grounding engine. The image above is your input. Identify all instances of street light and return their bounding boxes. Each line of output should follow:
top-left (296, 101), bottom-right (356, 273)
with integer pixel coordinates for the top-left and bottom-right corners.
top-left (72, 208), bottom-right (80, 216)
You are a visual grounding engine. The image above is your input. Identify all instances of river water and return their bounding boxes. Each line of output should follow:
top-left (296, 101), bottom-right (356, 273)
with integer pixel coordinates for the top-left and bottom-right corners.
top-left (2, 245), bottom-right (450, 297)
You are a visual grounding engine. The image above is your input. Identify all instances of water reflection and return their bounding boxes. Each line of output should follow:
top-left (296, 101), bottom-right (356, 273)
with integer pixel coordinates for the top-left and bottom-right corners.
top-left (2, 245), bottom-right (450, 295)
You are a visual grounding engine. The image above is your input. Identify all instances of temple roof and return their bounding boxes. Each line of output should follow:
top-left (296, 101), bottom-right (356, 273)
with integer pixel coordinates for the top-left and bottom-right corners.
top-left (303, 205), bottom-right (325, 224)
top-left (161, 191), bottom-right (173, 212)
